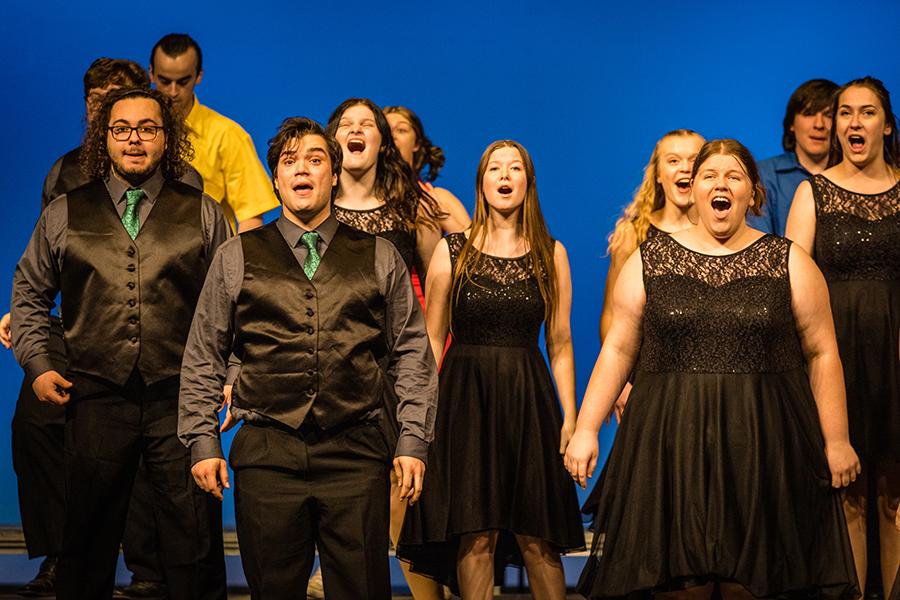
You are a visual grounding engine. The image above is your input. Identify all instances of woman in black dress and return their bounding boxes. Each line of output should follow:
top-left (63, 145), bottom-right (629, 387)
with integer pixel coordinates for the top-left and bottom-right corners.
top-left (567, 139), bottom-right (860, 598)
top-left (786, 76), bottom-right (900, 597)
top-left (399, 140), bottom-right (584, 599)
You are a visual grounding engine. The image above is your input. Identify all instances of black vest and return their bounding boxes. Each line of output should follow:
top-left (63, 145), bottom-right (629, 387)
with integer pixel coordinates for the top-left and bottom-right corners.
top-left (233, 222), bottom-right (387, 429)
top-left (45, 148), bottom-right (88, 210)
top-left (60, 179), bottom-right (207, 386)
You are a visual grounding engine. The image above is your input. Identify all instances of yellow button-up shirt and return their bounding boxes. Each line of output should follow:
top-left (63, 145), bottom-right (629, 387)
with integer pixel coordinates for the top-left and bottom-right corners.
top-left (184, 96), bottom-right (279, 230)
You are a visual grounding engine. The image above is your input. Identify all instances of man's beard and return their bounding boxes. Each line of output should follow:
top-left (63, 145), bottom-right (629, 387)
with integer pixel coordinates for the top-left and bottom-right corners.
top-left (112, 159), bottom-right (160, 187)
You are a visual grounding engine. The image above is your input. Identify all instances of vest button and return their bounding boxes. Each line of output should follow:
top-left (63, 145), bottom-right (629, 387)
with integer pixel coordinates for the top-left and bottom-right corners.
top-left (307, 369), bottom-right (315, 377)
top-left (304, 291), bottom-right (314, 299)
top-left (127, 264), bottom-right (136, 272)
top-left (307, 326), bottom-right (314, 334)
top-left (127, 247), bottom-right (135, 257)
top-left (307, 348), bottom-right (315, 355)
top-left (305, 389), bottom-right (315, 397)
top-left (129, 317), bottom-right (138, 325)
top-left (129, 336), bottom-right (138, 344)
top-left (306, 308), bottom-right (315, 317)
top-left (127, 282), bottom-right (135, 289)
top-left (127, 299), bottom-right (136, 307)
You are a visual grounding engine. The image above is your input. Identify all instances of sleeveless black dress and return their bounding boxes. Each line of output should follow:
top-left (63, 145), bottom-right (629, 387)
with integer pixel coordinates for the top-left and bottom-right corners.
top-left (398, 233), bottom-right (585, 591)
top-left (578, 233), bottom-right (857, 599)
top-left (809, 175), bottom-right (900, 463)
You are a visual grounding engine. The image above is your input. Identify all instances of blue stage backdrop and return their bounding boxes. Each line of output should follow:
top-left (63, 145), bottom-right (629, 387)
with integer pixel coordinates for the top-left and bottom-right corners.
top-left (0, 0), bottom-right (898, 527)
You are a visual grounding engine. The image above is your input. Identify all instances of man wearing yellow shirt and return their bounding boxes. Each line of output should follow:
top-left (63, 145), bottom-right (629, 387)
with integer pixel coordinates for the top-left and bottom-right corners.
top-left (150, 33), bottom-right (278, 232)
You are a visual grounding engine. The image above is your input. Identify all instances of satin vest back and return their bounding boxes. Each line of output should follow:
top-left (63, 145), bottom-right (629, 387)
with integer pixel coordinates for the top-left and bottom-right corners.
top-left (234, 222), bottom-right (387, 429)
top-left (60, 179), bottom-right (207, 385)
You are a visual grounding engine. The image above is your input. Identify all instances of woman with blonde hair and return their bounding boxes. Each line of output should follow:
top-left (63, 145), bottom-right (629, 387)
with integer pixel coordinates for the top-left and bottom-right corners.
top-left (399, 140), bottom-right (584, 599)
top-left (600, 129), bottom-right (704, 340)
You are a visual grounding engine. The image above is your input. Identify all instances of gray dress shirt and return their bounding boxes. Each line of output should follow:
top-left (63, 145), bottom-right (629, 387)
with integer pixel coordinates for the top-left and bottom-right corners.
top-left (178, 213), bottom-right (438, 465)
top-left (12, 169), bottom-right (231, 381)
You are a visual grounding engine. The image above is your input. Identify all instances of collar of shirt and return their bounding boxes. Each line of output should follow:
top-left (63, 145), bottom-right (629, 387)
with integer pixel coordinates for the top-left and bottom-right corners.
top-left (275, 212), bottom-right (339, 253)
top-left (105, 168), bottom-right (165, 207)
top-left (773, 151), bottom-right (809, 175)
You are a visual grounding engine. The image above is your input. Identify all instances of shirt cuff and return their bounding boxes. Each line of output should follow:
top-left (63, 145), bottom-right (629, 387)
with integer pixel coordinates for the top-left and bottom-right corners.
top-left (189, 436), bottom-right (225, 466)
top-left (23, 355), bottom-right (57, 383)
top-left (394, 433), bottom-right (428, 464)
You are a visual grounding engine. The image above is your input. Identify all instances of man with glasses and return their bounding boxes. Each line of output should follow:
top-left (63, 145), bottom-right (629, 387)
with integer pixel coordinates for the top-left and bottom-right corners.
top-left (0, 57), bottom-right (199, 598)
top-left (10, 88), bottom-right (229, 600)
top-left (150, 33), bottom-right (278, 233)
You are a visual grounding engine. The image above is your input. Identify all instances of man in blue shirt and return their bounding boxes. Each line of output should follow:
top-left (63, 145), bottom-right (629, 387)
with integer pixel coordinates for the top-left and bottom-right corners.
top-left (748, 78), bottom-right (838, 235)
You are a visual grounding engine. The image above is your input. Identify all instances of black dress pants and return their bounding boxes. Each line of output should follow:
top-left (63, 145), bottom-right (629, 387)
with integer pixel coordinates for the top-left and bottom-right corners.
top-left (56, 370), bottom-right (226, 600)
top-left (231, 420), bottom-right (392, 600)
top-left (10, 318), bottom-right (66, 559)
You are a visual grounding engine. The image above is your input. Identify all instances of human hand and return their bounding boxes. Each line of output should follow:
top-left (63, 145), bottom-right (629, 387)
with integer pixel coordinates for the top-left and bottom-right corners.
top-left (605, 382), bottom-right (632, 425)
top-left (191, 458), bottom-right (230, 501)
top-left (0, 313), bottom-right (11, 349)
top-left (218, 385), bottom-right (236, 433)
top-left (825, 441), bottom-right (861, 488)
top-left (32, 370), bottom-right (73, 405)
top-left (393, 456), bottom-right (426, 504)
top-left (564, 429), bottom-right (599, 489)
top-left (559, 416), bottom-right (576, 454)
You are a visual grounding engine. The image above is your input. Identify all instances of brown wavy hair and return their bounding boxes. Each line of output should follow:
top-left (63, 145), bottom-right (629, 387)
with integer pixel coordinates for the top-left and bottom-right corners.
top-left (828, 76), bottom-right (900, 168)
top-left (383, 105), bottom-right (446, 182)
top-left (608, 129), bottom-right (702, 252)
top-left (690, 138), bottom-right (766, 216)
top-left (80, 88), bottom-right (193, 181)
top-left (267, 117), bottom-right (343, 200)
top-left (453, 140), bottom-right (558, 328)
top-left (326, 98), bottom-right (444, 230)
top-left (83, 58), bottom-right (149, 97)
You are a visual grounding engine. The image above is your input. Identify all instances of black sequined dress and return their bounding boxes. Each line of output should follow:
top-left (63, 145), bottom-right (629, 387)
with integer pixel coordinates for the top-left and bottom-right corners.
top-left (578, 233), bottom-right (857, 599)
top-left (810, 175), bottom-right (900, 463)
top-left (398, 233), bottom-right (585, 591)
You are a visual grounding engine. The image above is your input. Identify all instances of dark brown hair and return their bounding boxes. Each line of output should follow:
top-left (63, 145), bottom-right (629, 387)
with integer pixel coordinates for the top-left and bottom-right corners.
top-left (83, 58), bottom-right (149, 97)
top-left (267, 117), bottom-right (342, 200)
top-left (828, 76), bottom-right (900, 168)
top-left (383, 105), bottom-right (446, 182)
top-left (326, 98), bottom-right (444, 230)
top-left (79, 88), bottom-right (193, 181)
top-left (781, 79), bottom-right (838, 152)
top-left (150, 33), bottom-right (203, 73)
top-left (690, 139), bottom-right (766, 216)
top-left (454, 140), bottom-right (559, 328)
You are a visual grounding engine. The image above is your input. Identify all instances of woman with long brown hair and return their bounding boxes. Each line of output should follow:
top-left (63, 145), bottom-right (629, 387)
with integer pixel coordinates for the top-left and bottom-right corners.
top-left (385, 104), bottom-right (471, 234)
top-left (787, 76), bottom-right (900, 597)
top-left (398, 140), bottom-right (584, 599)
top-left (320, 97), bottom-right (446, 600)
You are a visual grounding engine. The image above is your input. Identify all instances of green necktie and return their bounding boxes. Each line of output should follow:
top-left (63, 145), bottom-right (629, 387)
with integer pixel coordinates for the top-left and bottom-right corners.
top-left (122, 188), bottom-right (144, 240)
top-left (300, 231), bottom-right (321, 279)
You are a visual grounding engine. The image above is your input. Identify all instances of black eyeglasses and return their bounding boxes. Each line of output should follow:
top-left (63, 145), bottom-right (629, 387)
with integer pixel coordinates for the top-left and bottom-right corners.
top-left (108, 125), bottom-right (164, 141)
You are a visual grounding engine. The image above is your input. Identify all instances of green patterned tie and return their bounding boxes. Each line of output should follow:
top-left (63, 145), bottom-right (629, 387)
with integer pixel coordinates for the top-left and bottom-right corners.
top-left (122, 188), bottom-right (144, 240)
top-left (300, 231), bottom-right (321, 279)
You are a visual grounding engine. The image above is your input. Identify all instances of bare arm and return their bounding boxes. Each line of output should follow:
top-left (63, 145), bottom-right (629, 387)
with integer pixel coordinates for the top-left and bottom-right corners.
top-left (424, 238), bottom-right (452, 365)
top-left (545, 242), bottom-right (577, 454)
top-left (788, 244), bottom-right (860, 488)
top-left (415, 187), bottom-right (471, 283)
top-left (599, 225), bottom-right (637, 341)
top-left (565, 250), bottom-right (645, 487)
top-left (785, 180), bottom-right (816, 256)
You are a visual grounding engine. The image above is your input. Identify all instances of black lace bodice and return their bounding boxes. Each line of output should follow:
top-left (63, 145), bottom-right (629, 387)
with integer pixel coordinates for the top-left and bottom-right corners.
top-left (811, 175), bottom-right (900, 281)
top-left (645, 223), bottom-right (667, 240)
top-left (333, 203), bottom-right (416, 271)
top-left (447, 233), bottom-right (545, 347)
top-left (637, 234), bottom-right (804, 374)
